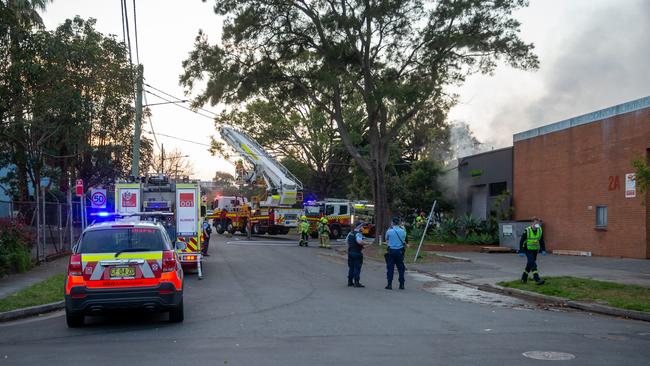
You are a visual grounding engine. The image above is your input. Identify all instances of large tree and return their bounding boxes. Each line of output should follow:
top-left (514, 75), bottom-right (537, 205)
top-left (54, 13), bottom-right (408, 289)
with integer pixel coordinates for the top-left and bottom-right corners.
top-left (1, 15), bottom-right (151, 198)
top-left (181, 0), bottom-right (538, 233)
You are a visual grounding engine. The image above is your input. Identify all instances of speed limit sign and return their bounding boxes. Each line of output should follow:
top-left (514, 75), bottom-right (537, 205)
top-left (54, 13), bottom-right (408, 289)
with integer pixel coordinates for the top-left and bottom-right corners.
top-left (90, 188), bottom-right (107, 209)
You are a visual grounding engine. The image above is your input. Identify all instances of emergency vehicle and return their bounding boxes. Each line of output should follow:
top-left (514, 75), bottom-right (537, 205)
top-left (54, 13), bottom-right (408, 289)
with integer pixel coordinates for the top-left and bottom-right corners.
top-left (208, 126), bottom-right (303, 235)
top-left (304, 199), bottom-right (376, 238)
top-left (115, 175), bottom-right (205, 278)
top-left (64, 219), bottom-right (184, 327)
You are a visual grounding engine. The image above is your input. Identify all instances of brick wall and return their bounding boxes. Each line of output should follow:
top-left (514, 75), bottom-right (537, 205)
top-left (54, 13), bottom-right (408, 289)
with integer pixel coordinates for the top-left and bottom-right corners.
top-left (513, 108), bottom-right (650, 259)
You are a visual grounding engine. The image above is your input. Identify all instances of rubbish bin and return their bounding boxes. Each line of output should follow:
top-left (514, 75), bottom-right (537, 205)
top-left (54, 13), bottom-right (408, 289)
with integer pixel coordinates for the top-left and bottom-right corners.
top-left (498, 221), bottom-right (532, 250)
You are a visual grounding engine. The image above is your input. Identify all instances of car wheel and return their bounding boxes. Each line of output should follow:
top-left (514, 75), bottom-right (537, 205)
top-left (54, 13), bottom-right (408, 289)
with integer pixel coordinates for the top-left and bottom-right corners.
top-left (169, 300), bottom-right (184, 323)
top-left (66, 309), bottom-right (84, 328)
top-left (252, 223), bottom-right (260, 234)
top-left (215, 223), bottom-right (225, 234)
top-left (227, 222), bottom-right (236, 234)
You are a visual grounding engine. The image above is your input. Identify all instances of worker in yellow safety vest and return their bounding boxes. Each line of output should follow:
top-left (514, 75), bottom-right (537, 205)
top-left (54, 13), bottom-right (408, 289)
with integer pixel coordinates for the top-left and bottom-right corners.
top-left (318, 217), bottom-right (331, 249)
top-left (518, 217), bottom-right (547, 285)
top-left (298, 215), bottom-right (310, 247)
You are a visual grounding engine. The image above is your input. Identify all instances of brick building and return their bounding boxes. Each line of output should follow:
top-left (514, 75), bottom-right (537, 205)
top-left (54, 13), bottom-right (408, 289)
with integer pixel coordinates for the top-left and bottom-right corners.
top-left (513, 96), bottom-right (650, 259)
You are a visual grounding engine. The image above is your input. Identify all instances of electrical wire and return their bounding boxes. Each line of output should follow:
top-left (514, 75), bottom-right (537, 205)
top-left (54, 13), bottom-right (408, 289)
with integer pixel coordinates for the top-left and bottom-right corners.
top-left (144, 89), bottom-right (216, 120)
top-left (142, 92), bottom-right (161, 151)
top-left (122, 0), bottom-right (133, 66)
top-left (144, 83), bottom-right (218, 117)
top-left (143, 130), bottom-right (212, 147)
top-left (120, 0), bottom-right (127, 46)
top-left (132, 0), bottom-right (140, 64)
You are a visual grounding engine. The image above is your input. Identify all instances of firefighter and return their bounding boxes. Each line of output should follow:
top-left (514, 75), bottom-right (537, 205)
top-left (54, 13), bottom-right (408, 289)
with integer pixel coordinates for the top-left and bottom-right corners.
top-left (347, 222), bottom-right (368, 288)
top-left (518, 217), bottom-right (547, 285)
top-left (413, 211), bottom-right (425, 239)
top-left (318, 217), bottom-right (331, 248)
top-left (298, 215), bottom-right (310, 247)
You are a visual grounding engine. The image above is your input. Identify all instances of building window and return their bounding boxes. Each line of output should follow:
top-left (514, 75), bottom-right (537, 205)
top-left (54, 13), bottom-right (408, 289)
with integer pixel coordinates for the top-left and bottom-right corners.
top-left (489, 182), bottom-right (508, 197)
top-left (596, 206), bottom-right (608, 228)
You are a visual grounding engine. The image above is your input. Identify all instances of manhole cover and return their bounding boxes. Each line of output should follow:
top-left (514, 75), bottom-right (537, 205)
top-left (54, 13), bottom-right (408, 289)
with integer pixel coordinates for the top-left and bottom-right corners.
top-left (523, 351), bottom-right (576, 361)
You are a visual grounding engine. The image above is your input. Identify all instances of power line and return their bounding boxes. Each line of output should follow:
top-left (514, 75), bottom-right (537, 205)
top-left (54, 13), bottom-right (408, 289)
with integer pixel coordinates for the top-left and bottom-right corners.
top-left (143, 92), bottom-right (161, 151)
top-left (143, 130), bottom-right (212, 147)
top-left (120, 0), bottom-right (126, 46)
top-left (144, 89), bottom-right (216, 120)
top-left (144, 83), bottom-right (218, 117)
top-left (131, 0), bottom-right (140, 64)
top-left (121, 0), bottom-right (133, 66)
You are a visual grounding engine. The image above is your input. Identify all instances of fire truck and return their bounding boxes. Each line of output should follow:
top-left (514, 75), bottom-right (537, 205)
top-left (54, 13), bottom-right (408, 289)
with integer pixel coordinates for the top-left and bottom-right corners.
top-left (304, 199), bottom-right (376, 238)
top-left (115, 175), bottom-right (205, 279)
top-left (208, 126), bottom-right (303, 235)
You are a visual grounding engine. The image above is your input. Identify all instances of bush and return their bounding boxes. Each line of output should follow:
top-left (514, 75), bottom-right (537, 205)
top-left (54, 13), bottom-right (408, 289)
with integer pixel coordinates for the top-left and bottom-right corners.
top-left (465, 233), bottom-right (498, 245)
top-left (0, 219), bottom-right (34, 277)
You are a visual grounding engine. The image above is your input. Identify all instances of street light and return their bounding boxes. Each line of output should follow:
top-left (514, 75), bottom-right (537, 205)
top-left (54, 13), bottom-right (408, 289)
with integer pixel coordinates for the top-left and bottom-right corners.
top-left (174, 155), bottom-right (191, 179)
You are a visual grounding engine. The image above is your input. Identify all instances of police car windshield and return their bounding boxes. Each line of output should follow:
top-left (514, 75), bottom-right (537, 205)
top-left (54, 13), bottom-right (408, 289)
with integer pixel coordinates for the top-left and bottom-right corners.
top-left (78, 228), bottom-right (167, 254)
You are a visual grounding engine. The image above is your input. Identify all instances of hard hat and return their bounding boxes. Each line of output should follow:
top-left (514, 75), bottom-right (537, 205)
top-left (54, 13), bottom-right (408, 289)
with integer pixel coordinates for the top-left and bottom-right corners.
top-left (301, 215), bottom-right (307, 220)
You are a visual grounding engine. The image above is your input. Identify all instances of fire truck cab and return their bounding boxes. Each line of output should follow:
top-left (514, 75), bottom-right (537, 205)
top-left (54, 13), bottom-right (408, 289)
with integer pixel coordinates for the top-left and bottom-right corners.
top-left (304, 199), bottom-right (376, 239)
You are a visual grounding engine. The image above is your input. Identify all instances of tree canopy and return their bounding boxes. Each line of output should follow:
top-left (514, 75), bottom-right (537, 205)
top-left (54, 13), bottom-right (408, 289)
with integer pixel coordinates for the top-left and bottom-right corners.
top-left (0, 7), bottom-right (151, 199)
top-left (182, 0), bottom-right (538, 232)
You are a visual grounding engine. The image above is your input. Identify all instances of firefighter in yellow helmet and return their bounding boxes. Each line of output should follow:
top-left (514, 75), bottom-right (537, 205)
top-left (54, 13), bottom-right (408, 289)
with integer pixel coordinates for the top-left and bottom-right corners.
top-left (318, 216), bottom-right (331, 249)
top-left (298, 215), bottom-right (310, 247)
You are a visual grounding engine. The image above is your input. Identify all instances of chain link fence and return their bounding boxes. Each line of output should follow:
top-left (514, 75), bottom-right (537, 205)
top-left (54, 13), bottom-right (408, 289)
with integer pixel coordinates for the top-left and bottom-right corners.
top-left (0, 200), bottom-right (84, 262)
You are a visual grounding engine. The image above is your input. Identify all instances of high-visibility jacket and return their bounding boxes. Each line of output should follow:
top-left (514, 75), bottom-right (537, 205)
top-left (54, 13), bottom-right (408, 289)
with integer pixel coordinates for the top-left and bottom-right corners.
top-left (525, 226), bottom-right (542, 250)
top-left (300, 221), bottom-right (310, 234)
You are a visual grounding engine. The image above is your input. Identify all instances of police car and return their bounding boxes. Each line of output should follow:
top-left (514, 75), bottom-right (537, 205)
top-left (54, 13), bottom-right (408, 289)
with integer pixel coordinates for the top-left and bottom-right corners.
top-left (64, 220), bottom-right (184, 327)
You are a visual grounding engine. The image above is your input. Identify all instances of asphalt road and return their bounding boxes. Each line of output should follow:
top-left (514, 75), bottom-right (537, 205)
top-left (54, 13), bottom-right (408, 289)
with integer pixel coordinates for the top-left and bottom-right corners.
top-left (1, 235), bottom-right (650, 365)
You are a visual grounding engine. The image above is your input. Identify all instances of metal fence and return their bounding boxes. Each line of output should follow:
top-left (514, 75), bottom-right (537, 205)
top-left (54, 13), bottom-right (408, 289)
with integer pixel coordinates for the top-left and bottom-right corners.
top-left (0, 200), bottom-right (84, 262)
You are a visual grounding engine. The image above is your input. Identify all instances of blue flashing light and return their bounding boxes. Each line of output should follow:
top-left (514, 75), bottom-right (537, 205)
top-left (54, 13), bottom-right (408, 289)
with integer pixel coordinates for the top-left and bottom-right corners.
top-left (97, 212), bottom-right (110, 217)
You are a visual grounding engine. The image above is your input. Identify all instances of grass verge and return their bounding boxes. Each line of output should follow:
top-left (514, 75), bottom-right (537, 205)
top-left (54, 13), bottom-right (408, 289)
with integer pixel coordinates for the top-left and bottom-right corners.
top-left (0, 273), bottom-right (65, 313)
top-left (498, 276), bottom-right (650, 312)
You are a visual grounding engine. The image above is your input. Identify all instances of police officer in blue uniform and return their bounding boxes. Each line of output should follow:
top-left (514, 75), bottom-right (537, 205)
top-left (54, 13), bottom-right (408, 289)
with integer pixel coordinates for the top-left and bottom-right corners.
top-left (385, 217), bottom-right (407, 290)
top-left (347, 222), bottom-right (368, 288)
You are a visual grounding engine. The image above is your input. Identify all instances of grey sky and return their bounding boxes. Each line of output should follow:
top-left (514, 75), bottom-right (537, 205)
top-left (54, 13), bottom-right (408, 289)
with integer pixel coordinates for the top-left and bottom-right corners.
top-left (42, 0), bottom-right (650, 179)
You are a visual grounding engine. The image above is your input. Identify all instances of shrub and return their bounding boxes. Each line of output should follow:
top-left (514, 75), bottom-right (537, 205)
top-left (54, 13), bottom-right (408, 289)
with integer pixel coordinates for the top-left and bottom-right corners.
top-left (465, 233), bottom-right (498, 245)
top-left (0, 219), bottom-right (34, 277)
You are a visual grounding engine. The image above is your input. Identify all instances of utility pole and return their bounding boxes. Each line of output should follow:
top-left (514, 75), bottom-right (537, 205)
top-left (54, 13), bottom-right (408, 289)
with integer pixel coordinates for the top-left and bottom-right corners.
top-left (131, 64), bottom-right (144, 177)
top-left (160, 143), bottom-right (165, 175)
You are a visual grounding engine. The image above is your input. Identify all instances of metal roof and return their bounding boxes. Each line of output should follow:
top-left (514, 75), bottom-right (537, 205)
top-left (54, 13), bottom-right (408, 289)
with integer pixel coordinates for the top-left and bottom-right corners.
top-left (513, 96), bottom-right (650, 142)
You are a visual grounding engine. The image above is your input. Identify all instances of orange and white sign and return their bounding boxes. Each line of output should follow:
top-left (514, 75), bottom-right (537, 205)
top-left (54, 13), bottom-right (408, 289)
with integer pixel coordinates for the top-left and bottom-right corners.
top-left (176, 188), bottom-right (198, 236)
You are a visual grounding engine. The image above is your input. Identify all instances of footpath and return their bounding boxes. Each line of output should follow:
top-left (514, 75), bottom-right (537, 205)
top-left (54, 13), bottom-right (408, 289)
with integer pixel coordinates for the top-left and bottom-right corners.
top-left (411, 251), bottom-right (650, 321)
top-left (0, 256), bottom-right (68, 321)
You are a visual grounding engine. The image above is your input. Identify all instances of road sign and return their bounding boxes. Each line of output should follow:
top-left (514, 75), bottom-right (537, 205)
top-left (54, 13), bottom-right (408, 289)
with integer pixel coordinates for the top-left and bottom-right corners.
top-left (40, 177), bottom-right (50, 187)
top-left (90, 188), bottom-right (107, 209)
top-left (75, 179), bottom-right (84, 196)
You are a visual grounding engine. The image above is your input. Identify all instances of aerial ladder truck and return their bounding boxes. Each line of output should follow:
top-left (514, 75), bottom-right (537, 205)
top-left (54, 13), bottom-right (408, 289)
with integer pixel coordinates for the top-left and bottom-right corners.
top-left (209, 126), bottom-right (304, 235)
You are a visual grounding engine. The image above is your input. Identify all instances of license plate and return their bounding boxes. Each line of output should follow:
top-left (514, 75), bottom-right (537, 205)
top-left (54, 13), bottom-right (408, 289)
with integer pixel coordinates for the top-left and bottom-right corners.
top-left (110, 267), bottom-right (136, 278)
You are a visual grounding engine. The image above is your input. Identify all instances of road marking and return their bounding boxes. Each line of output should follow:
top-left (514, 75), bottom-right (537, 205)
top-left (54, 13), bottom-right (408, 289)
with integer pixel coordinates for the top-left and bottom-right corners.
top-left (522, 351), bottom-right (576, 361)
